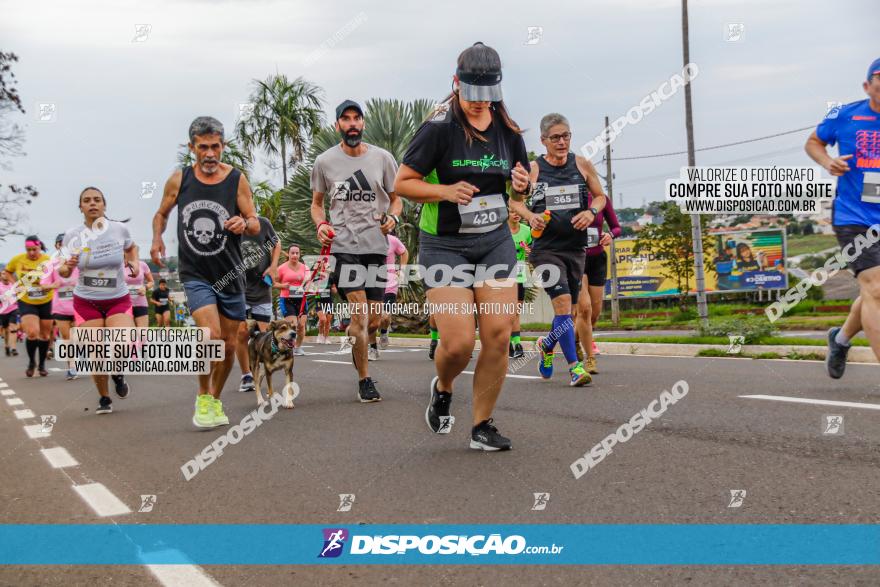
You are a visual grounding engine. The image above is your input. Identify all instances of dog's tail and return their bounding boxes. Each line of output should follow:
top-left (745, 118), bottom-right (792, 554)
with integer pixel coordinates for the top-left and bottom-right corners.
top-left (245, 319), bottom-right (260, 339)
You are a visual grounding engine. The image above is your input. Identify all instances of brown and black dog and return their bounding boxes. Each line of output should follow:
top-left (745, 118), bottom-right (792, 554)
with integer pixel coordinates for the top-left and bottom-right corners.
top-left (246, 319), bottom-right (297, 409)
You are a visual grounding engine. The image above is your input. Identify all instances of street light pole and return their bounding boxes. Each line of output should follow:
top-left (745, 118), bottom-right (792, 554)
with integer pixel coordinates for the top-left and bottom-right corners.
top-left (682, 0), bottom-right (709, 326)
top-left (605, 115), bottom-right (620, 326)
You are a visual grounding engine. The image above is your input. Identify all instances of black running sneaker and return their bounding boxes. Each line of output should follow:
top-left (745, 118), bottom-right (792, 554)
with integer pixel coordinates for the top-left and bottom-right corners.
top-left (426, 376), bottom-right (454, 434)
top-left (470, 418), bottom-right (512, 451)
top-left (826, 327), bottom-right (850, 380)
top-left (512, 343), bottom-right (524, 359)
top-left (357, 377), bottom-right (381, 403)
top-left (25, 361), bottom-right (35, 378)
top-left (96, 396), bottom-right (113, 415)
top-left (428, 339), bottom-right (438, 361)
top-left (38, 362), bottom-right (48, 377)
top-left (4, 347), bottom-right (9, 357)
top-left (111, 374), bottom-right (129, 399)
top-left (508, 342), bottom-right (515, 358)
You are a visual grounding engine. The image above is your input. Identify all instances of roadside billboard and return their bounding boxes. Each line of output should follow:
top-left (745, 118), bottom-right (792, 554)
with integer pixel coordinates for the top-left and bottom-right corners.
top-left (604, 228), bottom-right (787, 298)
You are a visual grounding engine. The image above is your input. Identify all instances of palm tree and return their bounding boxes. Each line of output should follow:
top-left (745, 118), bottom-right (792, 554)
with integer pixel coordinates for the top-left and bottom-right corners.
top-left (252, 180), bottom-right (287, 232)
top-left (278, 98), bottom-right (434, 304)
top-left (176, 139), bottom-right (253, 176)
top-left (236, 75), bottom-right (324, 187)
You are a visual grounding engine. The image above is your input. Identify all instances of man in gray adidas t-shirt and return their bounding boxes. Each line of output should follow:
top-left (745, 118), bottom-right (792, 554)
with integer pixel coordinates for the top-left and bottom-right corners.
top-left (310, 99), bottom-right (402, 403)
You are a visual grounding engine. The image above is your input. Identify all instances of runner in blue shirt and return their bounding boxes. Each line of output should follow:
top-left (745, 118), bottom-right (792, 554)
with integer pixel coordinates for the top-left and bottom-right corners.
top-left (806, 57), bottom-right (880, 378)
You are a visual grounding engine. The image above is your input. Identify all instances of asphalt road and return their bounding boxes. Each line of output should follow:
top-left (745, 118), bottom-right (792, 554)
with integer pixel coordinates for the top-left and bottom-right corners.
top-left (2, 341), bottom-right (879, 585)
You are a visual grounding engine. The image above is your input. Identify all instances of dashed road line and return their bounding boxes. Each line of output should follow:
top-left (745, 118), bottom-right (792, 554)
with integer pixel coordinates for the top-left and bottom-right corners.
top-left (146, 563), bottom-right (222, 587)
top-left (23, 424), bottom-right (51, 439)
top-left (6, 397), bottom-right (23, 406)
top-left (740, 394), bottom-right (880, 411)
top-left (462, 370), bottom-right (541, 380)
top-left (40, 447), bottom-right (79, 468)
top-left (72, 483), bottom-right (132, 517)
top-left (14, 409), bottom-right (35, 419)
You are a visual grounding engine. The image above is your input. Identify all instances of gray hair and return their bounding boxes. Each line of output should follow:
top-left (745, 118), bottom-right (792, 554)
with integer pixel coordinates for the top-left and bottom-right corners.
top-left (540, 113), bottom-right (569, 137)
top-left (188, 116), bottom-right (225, 143)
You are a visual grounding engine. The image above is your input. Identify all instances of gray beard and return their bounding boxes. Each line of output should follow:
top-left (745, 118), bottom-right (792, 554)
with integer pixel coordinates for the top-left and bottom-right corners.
top-left (341, 131), bottom-right (362, 148)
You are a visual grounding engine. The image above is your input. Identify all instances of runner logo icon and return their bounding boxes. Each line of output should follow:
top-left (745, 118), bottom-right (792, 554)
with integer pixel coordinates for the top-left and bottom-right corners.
top-left (531, 493), bottom-right (550, 511)
top-left (333, 170), bottom-right (376, 202)
top-left (337, 494), bottom-right (355, 512)
top-left (138, 494), bottom-right (156, 513)
top-left (823, 414), bottom-right (844, 435)
top-left (318, 528), bottom-right (349, 558)
top-left (728, 489), bottom-right (746, 508)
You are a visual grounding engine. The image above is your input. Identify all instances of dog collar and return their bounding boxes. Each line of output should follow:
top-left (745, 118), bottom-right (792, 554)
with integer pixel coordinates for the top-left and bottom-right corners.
top-left (271, 338), bottom-right (293, 356)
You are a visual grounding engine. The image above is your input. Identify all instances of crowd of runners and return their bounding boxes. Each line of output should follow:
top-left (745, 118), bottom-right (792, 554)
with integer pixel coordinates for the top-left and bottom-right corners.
top-left (2, 47), bottom-right (879, 451)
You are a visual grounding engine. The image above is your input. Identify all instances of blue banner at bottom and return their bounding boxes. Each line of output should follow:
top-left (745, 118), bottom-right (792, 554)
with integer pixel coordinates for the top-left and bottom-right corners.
top-left (1, 524), bottom-right (878, 565)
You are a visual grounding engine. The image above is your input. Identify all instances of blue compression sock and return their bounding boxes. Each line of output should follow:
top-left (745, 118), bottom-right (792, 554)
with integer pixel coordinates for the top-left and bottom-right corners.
top-left (544, 315), bottom-right (576, 364)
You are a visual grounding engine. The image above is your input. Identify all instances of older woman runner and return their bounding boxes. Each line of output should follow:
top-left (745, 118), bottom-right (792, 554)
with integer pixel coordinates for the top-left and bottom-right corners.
top-left (509, 113), bottom-right (607, 387)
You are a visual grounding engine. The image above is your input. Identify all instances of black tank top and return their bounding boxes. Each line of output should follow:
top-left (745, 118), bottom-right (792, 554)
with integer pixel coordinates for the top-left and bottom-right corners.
top-left (530, 153), bottom-right (591, 251)
top-left (177, 166), bottom-right (244, 291)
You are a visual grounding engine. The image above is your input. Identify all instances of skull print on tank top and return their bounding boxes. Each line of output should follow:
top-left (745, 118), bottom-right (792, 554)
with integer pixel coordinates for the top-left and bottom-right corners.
top-left (177, 165), bottom-right (245, 293)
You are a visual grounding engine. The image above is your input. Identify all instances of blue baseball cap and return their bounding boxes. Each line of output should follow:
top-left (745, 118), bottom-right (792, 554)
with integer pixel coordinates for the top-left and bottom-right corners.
top-left (868, 57), bottom-right (880, 81)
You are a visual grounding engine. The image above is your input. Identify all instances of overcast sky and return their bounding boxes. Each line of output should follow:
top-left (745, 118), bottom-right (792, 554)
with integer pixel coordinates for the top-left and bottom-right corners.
top-left (1, 0), bottom-right (876, 261)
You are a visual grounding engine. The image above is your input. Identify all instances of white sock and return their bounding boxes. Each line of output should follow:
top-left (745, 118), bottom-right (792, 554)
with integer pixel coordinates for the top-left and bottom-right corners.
top-left (835, 329), bottom-right (852, 347)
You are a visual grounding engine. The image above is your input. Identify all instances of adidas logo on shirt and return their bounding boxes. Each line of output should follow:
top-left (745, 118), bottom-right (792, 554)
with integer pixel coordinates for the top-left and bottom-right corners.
top-left (334, 170), bottom-right (377, 202)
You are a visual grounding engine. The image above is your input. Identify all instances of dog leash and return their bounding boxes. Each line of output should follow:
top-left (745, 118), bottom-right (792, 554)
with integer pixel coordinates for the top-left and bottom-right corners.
top-left (299, 242), bottom-right (332, 315)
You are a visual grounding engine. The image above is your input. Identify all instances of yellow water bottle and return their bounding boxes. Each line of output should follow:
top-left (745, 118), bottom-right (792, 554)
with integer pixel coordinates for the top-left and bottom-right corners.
top-left (531, 210), bottom-right (551, 239)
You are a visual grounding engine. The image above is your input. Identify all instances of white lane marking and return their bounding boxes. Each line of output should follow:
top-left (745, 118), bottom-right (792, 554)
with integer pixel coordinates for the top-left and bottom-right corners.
top-left (0, 382), bottom-right (8, 388)
top-left (24, 424), bottom-right (51, 439)
top-left (147, 563), bottom-right (222, 587)
top-left (40, 447), bottom-right (79, 468)
top-left (0, 389), bottom-right (14, 396)
top-left (462, 370), bottom-right (541, 380)
top-left (72, 483), bottom-right (131, 517)
top-left (313, 360), bottom-right (352, 365)
top-left (14, 409), bottom-right (35, 419)
top-left (6, 397), bottom-right (23, 405)
top-left (740, 394), bottom-right (880, 411)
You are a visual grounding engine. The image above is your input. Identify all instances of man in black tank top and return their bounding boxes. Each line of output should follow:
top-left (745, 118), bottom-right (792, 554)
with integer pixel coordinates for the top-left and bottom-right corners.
top-left (509, 113), bottom-right (607, 388)
top-left (151, 116), bottom-right (260, 429)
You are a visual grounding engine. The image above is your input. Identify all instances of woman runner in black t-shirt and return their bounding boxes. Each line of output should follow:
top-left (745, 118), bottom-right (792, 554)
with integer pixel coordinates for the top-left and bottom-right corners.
top-left (151, 279), bottom-right (171, 326)
top-left (395, 42), bottom-right (531, 451)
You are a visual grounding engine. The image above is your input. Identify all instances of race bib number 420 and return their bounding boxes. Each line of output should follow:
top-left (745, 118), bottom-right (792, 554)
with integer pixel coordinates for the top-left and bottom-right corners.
top-left (458, 193), bottom-right (507, 234)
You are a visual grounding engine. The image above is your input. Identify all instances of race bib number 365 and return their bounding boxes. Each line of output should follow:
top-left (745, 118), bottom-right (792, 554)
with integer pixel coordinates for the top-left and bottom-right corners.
top-left (545, 184), bottom-right (583, 211)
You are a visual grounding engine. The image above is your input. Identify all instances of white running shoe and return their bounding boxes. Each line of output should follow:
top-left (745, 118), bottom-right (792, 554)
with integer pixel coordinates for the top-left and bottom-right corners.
top-left (378, 332), bottom-right (389, 350)
top-left (368, 346), bottom-right (379, 361)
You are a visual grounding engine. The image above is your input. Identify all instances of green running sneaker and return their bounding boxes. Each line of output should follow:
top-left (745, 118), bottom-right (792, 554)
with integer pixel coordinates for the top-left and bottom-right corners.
top-left (569, 362), bottom-right (592, 387)
top-left (536, 336), bottom-right (554, 379)
top-left (193, 394), bottom-right (215, 428)
top-left (212, 397), bottom-right (229, 426)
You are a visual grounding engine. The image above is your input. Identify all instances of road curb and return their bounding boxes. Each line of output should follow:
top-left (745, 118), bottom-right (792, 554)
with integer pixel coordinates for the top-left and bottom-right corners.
top-left (343, 337), bottom-right (879, 364)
